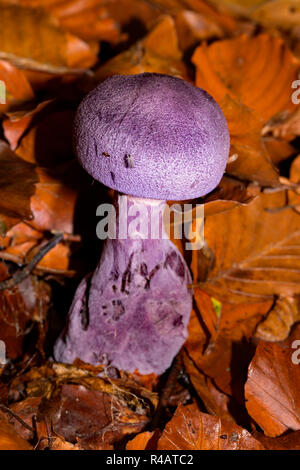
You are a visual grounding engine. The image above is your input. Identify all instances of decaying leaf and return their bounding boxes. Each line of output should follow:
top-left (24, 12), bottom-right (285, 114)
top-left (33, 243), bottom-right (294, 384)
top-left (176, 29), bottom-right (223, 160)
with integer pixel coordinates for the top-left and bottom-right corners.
top-left (157, 403), bottom-right (264, 450)
top-left (245, 324), bottom-right (300, 437)
top-left (255, 296), bottom-right (300, 342)
top-left (9, 362), bottom-right (158, 449)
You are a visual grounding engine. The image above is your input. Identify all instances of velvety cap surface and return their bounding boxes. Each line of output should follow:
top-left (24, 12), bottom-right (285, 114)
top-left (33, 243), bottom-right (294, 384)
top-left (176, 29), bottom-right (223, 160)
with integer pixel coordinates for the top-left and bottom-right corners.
top-left (74, 73), bottom-right (230, 200)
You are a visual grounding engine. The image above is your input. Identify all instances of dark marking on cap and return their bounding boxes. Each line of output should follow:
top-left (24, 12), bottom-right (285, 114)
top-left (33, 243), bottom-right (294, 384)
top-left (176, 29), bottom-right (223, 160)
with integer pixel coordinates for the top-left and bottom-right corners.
top-left (102, 152), bottom-right (110, 158)
top-left (110, 171), bottom-right (115, 183)
top-left (124, 154), bottom-right (134, 168)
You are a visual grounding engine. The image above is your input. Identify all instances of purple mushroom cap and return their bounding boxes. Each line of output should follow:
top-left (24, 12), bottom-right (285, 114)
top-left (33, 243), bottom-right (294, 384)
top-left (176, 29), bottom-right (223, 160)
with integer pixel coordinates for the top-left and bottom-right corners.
top-left (74, 73), bottom-right (230, 200)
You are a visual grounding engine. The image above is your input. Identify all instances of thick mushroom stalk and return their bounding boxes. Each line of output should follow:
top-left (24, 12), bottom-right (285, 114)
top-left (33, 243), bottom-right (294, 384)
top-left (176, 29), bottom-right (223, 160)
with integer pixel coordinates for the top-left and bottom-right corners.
top-left (54, 194), bottom-right (192, 374)
top-left (54, 73), bottom-right (230, 375)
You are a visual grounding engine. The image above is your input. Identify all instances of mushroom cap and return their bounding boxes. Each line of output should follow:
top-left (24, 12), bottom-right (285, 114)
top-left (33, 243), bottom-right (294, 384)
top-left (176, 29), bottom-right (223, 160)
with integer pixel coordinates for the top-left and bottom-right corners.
top-left (74, 73), bottom-right (230, 200)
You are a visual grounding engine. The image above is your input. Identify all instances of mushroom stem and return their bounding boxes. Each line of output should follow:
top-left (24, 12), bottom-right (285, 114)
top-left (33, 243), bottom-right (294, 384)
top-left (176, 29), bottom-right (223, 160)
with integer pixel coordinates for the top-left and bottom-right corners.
top-left (54, 193), bottom-right (193, 375)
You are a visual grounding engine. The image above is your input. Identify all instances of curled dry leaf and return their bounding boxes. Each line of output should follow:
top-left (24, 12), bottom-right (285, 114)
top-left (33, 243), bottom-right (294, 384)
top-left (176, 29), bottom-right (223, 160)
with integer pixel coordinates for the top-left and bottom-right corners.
top-left (0, 2), bottom-right (98, 72)
top-left (192, 191), bottom-right (300, 303)
top-left (0, 140), bottom-right (38, 220)
top-left (95, 16), bottom-right (188, 82)
top-left (200, 175), bottom-right (260, 217)
top-left (10, 362), bottom-right (157, 449)
top-left (255, 295), bottom-right (300, 342)
top-left (157, 403), bottom-right (264, 450)
top-left (245, 324), bottom-right (300, 437)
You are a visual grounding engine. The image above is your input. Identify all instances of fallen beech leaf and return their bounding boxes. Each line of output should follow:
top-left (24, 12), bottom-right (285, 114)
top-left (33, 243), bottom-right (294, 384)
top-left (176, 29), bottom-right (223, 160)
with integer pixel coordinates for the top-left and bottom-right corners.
top-left (126, 431), bottom-right (155, 450)
top-left (193, 34), bottom-right (299, 122)
top-left (95, 16), bottom-right (188, 82)
top-left (3, 99), bottom-right (53, 151)
top-left (200, 175), bottom-right (260, 217)
top-left (0, 3), bottom-right (97, 71)
top-left (255, 296), bottom-right (300, 342)
top-left (218, 95), bottom-right (280, 186)
top-left (0, 59), bottom-right (34, 113)
top-left (11, 362), bottom-right (157, 449)
top-left (10, 0), bottom-right (122, 43)
top-left (263, 137), bottom-right (295, 165)
top-left (193, 191), bottom-right (300, 303)
top-left (0, 262), bottom-right (50, 359)
top-left (0, 411), bottom-right (32, 450)
top-left (148, 0), bottom-right (236, 32)
top-left (183, 351), bottom-right (233, 421)
top-left (185, 292), bottom-right (272, 394)
top-left (253, 430), bottom-right (300, 450)
top-left (9, 396), bottom-right (42, 441)
top-left (263, 109), bottom-right (300, 142)
top-left (0, 140), bottom-right (38, 220)
top-left (251, 0), bottom-right (300, 29)
top-left (245, 324), bottom-right (300, 437)
top-left (209, 0), bottom-right (266, 16)
top-left (157, 403), bottom-right (264, 450)
top-left (30, 167), bottom-right (78, 234)
top-left (175, 10), bottom-right (223, 51)
top-left (15, 108), bottom-right (75, 165)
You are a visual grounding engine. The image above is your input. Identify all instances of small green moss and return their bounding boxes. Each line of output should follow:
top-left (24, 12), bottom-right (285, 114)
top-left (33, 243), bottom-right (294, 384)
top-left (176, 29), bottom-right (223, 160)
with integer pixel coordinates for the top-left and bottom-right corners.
top-left (211, 297), bottom-right (222, 318)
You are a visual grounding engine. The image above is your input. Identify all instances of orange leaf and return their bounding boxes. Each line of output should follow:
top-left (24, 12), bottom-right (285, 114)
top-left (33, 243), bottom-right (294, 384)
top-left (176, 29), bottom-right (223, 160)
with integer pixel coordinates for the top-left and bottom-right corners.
top-left (157, 403), bottom-right (264, 450)
top-left (245, 324), bottom-right (300, 437)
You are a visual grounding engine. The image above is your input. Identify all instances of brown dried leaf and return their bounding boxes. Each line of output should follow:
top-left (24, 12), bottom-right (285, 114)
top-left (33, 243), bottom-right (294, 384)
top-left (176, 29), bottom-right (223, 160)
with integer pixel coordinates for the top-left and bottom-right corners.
top-left (157, 403), bottom-right (264, 450)
top-left (193, 191), bottom-right (300, 303)
top-left (126, 431), bottom-right (155, 450)
top-left (0, 2), bottom-right (97, 71)
top-left (255, 296), bottom-right (300, 342)
top-left (95, 16), bottom-right (188, 82)
top-left (185, 291), bottom-right (272, 394)
top-left (0, 262), bottom-right (50, 359)
top-left (0, 59), bottom-right (34, 113)
top-left (0, 411), bottom-right (32, 450)
top-left (11, 362), bottom-right (157, 449)
top-left (193, 34), bottom-right (299, 122)
top-left (245, 324), bottom-right (300, 437)
top-left (0, 140), bottom-right (38, 220)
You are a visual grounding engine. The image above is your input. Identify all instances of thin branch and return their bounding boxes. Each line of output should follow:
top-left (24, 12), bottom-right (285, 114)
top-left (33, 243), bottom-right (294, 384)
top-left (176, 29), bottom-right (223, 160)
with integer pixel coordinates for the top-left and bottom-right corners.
top-left (0, 233), bottom-right (64, 291)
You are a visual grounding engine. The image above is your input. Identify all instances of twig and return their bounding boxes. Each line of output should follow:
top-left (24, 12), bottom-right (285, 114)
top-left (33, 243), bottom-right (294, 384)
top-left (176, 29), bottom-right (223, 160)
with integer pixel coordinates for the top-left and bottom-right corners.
top-left (0, 233), bottom-right (64, 291)
top-left (0, 402), bottom-right (35, 434)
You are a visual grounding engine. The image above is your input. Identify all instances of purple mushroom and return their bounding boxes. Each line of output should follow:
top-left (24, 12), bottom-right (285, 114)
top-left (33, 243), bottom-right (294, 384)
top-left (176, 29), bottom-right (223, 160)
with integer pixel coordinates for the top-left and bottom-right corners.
top-left (54, 73), bottom-right (230, 375)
